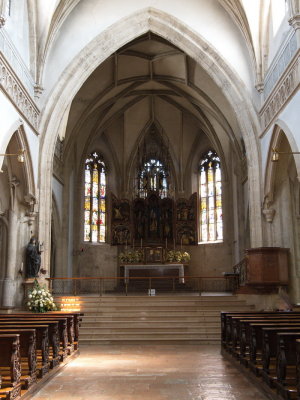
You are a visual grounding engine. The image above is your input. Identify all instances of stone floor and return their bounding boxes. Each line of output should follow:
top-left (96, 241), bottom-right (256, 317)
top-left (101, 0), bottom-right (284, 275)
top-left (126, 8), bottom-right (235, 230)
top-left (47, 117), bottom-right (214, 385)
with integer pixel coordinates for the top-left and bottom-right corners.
top-left (31, 345), bottom-right (270, 400)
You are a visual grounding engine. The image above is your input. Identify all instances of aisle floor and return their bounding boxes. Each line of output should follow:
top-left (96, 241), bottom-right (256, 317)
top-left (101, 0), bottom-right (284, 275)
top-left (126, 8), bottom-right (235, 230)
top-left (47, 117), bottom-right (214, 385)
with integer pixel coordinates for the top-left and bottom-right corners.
top-left (31, 345), bottom-right (269, 400)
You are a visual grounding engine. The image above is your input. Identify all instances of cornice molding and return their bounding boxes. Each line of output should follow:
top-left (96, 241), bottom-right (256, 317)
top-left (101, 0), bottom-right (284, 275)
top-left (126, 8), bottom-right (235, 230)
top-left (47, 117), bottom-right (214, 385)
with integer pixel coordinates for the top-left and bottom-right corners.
top-left (260, 51), bottom-right (299, 133)
top-left (0, 52), bottom-right (39, 132)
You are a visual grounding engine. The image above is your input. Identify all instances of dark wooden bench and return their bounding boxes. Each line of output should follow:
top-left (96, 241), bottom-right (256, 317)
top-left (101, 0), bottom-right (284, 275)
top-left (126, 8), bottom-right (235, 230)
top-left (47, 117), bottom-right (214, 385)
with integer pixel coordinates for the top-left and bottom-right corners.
top-left (0, 316), bottom-right (68, 361)
top-left (221, 312), bottom-right (300, 400)
top-left (0, 329), bottom-right (36, 390)
top-left (0, 334), bottom-right (22, 400)
top-left (0, 323), bottom-right (49, 378)
top-left (2, 313), bottom-right (76, 355)
top-left (223, 313), bottom-right (300, 352)
top-left (273, 331), bottom-right (300, 399)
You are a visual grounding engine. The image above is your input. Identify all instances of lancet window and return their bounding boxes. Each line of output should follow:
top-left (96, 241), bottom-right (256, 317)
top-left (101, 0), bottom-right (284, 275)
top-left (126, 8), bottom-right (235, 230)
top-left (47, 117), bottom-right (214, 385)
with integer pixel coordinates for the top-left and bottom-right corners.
top-left (199, 150), bottom-right (223, 242)
top-left (137, 159), bottom-right (169, 199)
top-left (84, 152), bottom-right (106, 243)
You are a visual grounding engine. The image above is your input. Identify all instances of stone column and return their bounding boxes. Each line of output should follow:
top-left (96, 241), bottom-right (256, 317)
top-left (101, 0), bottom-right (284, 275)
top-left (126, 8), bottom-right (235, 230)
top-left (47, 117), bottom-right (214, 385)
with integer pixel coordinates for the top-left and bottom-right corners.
top-left (0, 0), bottom-right (7, 28)
top-left (289, 0), bottom-right (300, 46)
top-left (1, 178), bottom-right (19, 308)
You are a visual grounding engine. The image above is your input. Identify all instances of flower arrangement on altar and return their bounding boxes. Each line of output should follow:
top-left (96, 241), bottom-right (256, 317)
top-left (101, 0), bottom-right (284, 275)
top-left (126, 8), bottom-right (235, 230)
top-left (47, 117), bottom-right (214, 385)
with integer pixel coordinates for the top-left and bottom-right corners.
top-left (166, 250), bottom-right (190, 263)
top-left (27, 279), bottom-right (58, 313)
top-left (119, 249), bottom-right (144, 263)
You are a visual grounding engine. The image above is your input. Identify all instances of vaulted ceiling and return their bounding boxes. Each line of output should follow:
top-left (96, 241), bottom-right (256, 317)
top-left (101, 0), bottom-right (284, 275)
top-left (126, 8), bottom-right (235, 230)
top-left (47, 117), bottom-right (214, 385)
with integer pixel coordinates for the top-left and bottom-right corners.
top-left (64, 33), bottom-right (243, 164)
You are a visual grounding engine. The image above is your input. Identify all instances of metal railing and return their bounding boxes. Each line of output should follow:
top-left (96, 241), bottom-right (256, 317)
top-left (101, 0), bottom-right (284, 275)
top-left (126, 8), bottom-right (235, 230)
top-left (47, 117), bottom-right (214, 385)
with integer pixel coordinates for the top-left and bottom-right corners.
top-left (48, 275), bottom-right (237, 296)
top-left (233, 258), bottom-right (247, 287)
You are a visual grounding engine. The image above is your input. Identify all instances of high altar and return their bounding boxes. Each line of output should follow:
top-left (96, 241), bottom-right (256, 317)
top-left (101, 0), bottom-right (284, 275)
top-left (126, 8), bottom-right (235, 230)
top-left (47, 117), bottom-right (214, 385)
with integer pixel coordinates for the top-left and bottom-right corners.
top-left (110, 192), bottom-right (197, 280)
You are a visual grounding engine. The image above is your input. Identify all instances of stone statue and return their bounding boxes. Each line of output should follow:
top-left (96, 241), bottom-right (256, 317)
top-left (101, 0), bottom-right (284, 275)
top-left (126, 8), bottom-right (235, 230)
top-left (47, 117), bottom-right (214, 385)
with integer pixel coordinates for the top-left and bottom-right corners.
top-left (25, 237), bottom-right (41, 278)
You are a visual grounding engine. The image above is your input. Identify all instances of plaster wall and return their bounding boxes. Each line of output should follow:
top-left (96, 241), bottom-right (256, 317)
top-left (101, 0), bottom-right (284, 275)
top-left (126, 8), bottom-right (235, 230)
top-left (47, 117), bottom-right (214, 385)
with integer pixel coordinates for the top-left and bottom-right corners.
top-left (4, 0), bottom-right (31, 69)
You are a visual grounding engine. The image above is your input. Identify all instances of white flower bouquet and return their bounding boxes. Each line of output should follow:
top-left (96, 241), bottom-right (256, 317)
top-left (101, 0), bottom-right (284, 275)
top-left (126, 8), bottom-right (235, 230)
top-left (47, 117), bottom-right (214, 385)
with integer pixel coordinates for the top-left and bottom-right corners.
top-left (27, 279), bottom-right (58, 313)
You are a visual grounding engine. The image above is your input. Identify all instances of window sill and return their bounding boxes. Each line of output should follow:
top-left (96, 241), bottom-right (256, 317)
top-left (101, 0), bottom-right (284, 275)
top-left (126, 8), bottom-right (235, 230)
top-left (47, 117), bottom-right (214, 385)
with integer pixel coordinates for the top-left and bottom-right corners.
top-left (198, 240), bottom-right (223, 245)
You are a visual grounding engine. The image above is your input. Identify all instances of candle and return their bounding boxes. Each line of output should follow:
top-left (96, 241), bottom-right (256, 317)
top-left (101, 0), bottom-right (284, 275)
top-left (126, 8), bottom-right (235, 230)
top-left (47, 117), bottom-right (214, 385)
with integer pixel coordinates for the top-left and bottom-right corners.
top-left (173, 238), bottom-right (175, 250)
top-left (165, 237), bottom-right (167, 249)
top-left (180, 237), bottom-right (183, 250)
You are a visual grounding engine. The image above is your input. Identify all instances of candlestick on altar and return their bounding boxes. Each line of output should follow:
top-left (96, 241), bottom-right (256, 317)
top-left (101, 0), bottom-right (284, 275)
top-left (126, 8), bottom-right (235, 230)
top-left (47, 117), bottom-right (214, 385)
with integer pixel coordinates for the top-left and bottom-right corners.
top-left (133, 239), bottom-right (135, 250)
top-left (140, 238), bottom-right (143, 248)
top-left (126, 239), bottom-right (128, 251)
top-left (173, 238), bottom-right (175, 250)
top-left (165, 237), bottom-right (167, 249)
top-left (180, 237), bottom-right (183, 250)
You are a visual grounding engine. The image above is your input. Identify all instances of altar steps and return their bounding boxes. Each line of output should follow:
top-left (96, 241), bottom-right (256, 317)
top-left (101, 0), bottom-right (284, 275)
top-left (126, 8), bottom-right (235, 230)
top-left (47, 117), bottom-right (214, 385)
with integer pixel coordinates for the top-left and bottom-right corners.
top-left (55, 294), bottom-right (254, 344)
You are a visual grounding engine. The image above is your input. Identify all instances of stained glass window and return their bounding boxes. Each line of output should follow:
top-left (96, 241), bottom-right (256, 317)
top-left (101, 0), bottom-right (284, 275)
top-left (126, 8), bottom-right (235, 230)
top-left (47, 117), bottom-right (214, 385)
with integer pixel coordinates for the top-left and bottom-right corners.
top-left (84, 152), bottom-right (106, 243)
top-left (137, 159), bottom-right (169, 198)
top-left (199, 150), bottom-right (223, 242)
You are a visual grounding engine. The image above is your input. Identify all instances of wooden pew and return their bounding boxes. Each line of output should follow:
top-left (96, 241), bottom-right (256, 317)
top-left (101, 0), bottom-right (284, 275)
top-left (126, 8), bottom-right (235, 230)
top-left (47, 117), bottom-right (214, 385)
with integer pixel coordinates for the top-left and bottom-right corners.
top-left (221, 312), bottom-right (300, 400)
top-left (221, 311), bottom-right (300, 349)
top-left (225, 313), bottom-right (300, 354)
top-left (0, 316), bottom-right (67, 362)
top-left (238, 319), bottom-right (300, 363)
top-left (0, 323), bottom-right (49, 378)
top-left (260, 327), bottom-right (300, 387)
top-left (0, 329), bottom-right (36, 389)
top-left (2, 314), bottom-right (73, 356)
top-left (0, 334), bottom-right (22, 400)
top-left (0, 319), bottom-right (61, 365)
top-left (273, 332), bottom-right (300, 399)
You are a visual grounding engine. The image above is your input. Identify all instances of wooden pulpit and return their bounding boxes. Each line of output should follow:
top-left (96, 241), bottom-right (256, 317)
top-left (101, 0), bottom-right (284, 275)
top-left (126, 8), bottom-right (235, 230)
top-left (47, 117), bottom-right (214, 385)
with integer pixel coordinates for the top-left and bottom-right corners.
top-left (245, 247), bottom-right (289, 288)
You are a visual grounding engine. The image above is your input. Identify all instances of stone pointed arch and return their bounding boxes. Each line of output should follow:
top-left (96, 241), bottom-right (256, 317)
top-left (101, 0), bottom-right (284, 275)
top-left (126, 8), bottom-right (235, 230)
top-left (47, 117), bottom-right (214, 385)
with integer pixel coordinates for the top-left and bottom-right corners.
top-left (15, 125), bottom-right (36, 202)
top-left (0, 122), bottom-right (36, 203)
top-left (264, 120), bottom-right (300, 208)
top-left (38, 7), bottom-right (262, 270)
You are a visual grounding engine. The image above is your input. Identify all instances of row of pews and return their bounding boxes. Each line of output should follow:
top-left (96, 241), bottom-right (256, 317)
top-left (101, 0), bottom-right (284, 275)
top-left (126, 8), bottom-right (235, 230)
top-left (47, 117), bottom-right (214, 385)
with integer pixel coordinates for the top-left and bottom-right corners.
top-left (0, 311), bottom-right (82, 400)
top-left (221, 311), bottom-right (300, 400)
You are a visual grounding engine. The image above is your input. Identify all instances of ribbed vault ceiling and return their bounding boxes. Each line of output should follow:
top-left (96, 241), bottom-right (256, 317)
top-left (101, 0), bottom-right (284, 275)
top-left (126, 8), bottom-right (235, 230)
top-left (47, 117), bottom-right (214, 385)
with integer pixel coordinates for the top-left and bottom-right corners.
top-left (64, 33), bottom-right (243, 159)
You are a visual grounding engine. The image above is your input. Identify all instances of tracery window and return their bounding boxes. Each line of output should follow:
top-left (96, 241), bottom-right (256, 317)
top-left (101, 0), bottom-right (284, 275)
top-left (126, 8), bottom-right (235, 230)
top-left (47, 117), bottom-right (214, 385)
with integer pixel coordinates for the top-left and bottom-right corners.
top-left (137, 158), bottom-right (169, 198)
top-left (84, 152), bottom-right (106, 243)
top-left (199, 150), bottom-right (223, 242)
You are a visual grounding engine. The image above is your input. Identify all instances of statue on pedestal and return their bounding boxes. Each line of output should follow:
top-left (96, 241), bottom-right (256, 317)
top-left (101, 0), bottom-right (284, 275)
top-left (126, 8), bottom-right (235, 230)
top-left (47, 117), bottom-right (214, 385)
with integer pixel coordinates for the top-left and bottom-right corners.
top-left (25, 237), bottom-right (41, 278)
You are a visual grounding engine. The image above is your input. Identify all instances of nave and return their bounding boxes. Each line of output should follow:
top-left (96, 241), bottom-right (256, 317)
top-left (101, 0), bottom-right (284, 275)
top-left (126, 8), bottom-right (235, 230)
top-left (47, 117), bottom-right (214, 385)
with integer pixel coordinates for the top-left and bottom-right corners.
top-left (31, 344), bottom-right (268, 400)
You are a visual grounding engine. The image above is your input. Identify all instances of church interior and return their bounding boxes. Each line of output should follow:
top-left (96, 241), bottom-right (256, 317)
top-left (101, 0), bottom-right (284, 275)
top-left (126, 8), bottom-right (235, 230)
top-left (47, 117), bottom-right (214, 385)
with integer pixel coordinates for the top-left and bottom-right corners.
top-left (0, 0), bottom-right (300, 399)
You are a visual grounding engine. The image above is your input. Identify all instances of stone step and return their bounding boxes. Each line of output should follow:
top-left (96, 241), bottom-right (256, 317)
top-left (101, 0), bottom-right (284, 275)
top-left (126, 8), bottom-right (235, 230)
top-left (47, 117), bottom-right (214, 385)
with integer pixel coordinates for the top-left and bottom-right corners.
top-left (78, 311), bottom-right (244, 318)
top-left (80, 339), bottom-right (220, 345)
top-left (77, 304), bottom-right (252, 311)
top-left (80, 327), bottom-right (220, 334)
top-left (81, 315), bottom-right (220, 321)
top-left (55, 296), bottom-right (245, 302)
top-left (64, 294), bottom-right (254, 343)
top-left (81, 321), bottom-right (220, 327)
top-left (79, 333), bottom-right (220, 340)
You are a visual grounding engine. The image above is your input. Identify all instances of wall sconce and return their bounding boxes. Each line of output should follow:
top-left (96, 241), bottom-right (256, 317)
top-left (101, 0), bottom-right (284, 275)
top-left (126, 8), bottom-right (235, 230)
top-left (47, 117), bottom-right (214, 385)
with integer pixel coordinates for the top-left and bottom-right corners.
top-left (0, 149), bottom-right (25, 163)
top-left (271, 148), bottom-right (300, 162)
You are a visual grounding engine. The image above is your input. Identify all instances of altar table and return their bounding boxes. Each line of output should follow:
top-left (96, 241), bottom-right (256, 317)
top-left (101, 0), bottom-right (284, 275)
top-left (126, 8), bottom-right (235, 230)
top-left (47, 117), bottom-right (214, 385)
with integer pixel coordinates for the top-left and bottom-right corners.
top-left (123, 264), bottom-right (185, 283)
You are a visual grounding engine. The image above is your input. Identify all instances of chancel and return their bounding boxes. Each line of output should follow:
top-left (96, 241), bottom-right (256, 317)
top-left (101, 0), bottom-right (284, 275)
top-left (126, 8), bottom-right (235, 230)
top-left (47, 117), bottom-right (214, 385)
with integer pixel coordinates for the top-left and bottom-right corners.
top-left (0, 0), bottom-right (300, 399)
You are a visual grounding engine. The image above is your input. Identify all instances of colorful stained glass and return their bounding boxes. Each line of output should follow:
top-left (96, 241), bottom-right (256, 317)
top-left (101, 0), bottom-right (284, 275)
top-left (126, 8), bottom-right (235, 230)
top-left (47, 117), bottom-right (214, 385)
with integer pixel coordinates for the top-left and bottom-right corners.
top-left (209, 223), bottom-right (215, 240)
top-left (138, 159), bottom-right (169, 198)
top-left (84, 152), bottom-right (106, 243)
top-left (199, 151), bottom-right (223, 243)
top-left (84, 197), bottom-right (90, 210)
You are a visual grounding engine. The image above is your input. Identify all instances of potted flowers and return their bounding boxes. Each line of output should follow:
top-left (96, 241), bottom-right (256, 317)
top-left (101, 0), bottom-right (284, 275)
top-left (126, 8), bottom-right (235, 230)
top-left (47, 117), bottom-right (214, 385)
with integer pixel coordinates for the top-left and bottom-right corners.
top-left (165, 250), bottom-right (190, 263)
top-left (27, 279), bottom-right (58, 312)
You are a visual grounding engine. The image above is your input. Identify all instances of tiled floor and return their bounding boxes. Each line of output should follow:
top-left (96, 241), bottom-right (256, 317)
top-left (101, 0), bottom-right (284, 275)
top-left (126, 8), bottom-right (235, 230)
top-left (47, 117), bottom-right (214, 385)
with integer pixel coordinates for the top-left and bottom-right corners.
top-left (31, 345), bottom-right (269, 400)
